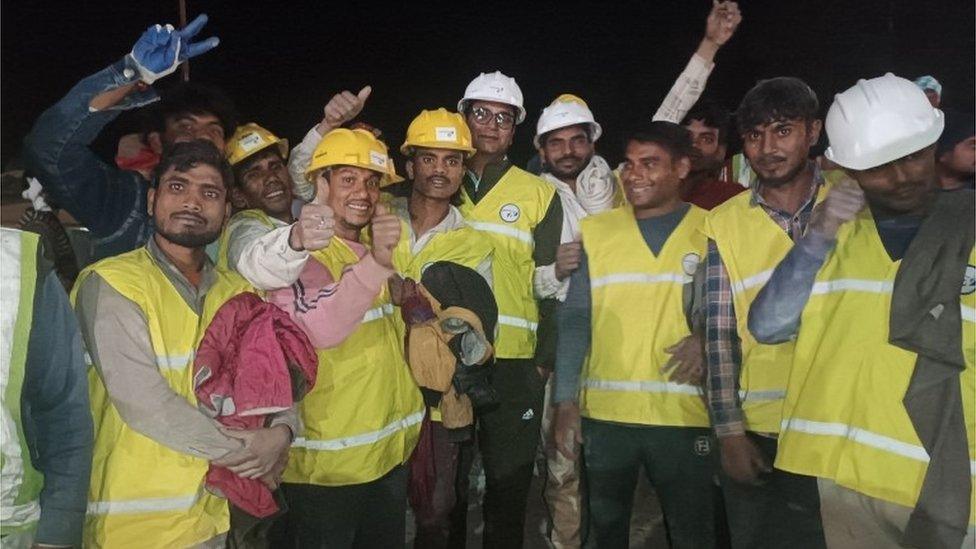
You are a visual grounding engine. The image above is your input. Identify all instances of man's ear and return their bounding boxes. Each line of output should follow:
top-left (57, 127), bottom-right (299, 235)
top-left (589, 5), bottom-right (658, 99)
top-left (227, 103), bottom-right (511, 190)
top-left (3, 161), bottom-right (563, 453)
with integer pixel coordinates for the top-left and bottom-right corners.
top-left (147, 132), bottom-right (163, 155)
top-left (147, 187), bottom-right (156, 216)
top-left (807, 119), bottom-right (823, 147)
top-left (405, 159), bottom-right (415, 181)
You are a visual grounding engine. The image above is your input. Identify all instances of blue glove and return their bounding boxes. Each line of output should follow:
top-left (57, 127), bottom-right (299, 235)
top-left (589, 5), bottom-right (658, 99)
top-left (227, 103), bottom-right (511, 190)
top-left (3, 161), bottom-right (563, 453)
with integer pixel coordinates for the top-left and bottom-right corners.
top-left (129, 13), bottom-right (219, 84)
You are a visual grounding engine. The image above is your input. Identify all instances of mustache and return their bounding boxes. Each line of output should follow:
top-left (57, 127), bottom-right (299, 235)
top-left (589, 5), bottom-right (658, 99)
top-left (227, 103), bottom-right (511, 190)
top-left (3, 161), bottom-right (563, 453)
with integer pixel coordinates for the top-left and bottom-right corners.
top-left (170, 211), bottom-right (205, 223)
top-left (756, 155), bottom-right (788, 166)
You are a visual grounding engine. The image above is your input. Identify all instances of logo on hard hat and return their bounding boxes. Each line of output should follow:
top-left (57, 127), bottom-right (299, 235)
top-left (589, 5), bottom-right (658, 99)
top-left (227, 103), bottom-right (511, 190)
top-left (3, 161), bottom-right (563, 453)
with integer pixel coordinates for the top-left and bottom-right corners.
top-left (682, 253), bottom-right (701, 276)
top-left (239, 132), bottom-right (263, 152)
top-left (963, 265), bottom-right (976, 295)
top-left (369, 151), bottom-right (388, 169)
top-left (499, 203), bottom-right (521, 223)
top-left (435, 127), bottom-right (458, 142)
top-left (489, 85), bottom-right (504, 95)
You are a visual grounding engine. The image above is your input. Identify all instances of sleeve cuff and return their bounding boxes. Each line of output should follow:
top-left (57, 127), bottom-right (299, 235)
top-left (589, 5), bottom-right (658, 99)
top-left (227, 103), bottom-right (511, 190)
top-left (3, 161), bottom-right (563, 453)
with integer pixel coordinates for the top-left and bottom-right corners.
top-left (534, 263), bottom-right (563, 299)
top-left (272, 225), bottom-right (309, 261)
top-left (88, 56), bottom-right (160, 113)
top-left (355, 254), bottom-right (395, 290)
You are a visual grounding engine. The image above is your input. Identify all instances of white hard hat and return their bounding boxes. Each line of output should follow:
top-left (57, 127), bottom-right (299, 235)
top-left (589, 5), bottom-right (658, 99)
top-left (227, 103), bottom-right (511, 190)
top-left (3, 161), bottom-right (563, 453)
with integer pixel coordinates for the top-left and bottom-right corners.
top-left (458, 71), bottom-right (526, 124)
top-left (824, 73), bottom-right (944, 170)
top-left (533, 94), bottom-right (603, 149)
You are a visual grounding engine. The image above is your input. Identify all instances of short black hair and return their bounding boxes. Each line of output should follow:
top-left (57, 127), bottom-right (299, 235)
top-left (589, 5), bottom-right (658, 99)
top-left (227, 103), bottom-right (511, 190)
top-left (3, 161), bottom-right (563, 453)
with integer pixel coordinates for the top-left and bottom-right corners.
top-left (155, 82), bottom-right (238, 138)
top-left (152, 139), bottom-right (233, 189)
top-left (681, 99), bottom-right (732, 145)
top-left (623, 121), bottom-right (695, 161)
top-left (735, 77), bottom-right (819, 135)
top-left (231, 147), bottom-right (285, 189)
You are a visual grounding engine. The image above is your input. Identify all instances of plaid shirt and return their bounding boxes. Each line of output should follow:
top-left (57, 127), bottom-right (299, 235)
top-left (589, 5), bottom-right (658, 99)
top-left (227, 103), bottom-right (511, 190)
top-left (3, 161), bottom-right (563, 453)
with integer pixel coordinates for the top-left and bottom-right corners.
top-left (705, 165), bottom-right (824, 437)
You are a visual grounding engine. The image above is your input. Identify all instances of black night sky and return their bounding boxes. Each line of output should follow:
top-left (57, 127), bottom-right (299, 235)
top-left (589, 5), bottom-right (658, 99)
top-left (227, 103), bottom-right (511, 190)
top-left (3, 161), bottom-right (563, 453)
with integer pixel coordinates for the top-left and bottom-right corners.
top-left (2, 0), bottom-right (974, 168)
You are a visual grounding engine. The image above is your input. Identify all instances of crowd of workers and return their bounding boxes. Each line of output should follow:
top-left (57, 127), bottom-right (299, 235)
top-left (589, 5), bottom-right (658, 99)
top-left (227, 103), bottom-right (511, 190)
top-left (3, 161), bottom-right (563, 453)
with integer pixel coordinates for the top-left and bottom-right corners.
top-left (2, 2), bottom-right (975, 548)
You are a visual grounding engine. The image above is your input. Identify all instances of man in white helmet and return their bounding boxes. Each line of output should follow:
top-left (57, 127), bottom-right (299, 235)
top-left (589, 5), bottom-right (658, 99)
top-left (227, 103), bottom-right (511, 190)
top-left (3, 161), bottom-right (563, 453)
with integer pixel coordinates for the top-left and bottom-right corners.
top-left (750, 74), bottom-right (975, 548)
top-left (455, 69), bottom-right (563, 548)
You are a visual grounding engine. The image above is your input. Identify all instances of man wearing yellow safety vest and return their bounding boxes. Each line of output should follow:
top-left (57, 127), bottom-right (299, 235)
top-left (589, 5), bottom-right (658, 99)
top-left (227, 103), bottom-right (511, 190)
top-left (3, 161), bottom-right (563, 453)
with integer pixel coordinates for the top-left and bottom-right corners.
top-left (553, 121), bottom-right (716, 548)
top-left (750, 74), bottom-right (976, 548)
top-left (0, 228), bottom-right (92, 549)
top-left (72, 140), bottom-right (297, 548)
top-left (703, 77), bottom-right (829, 548)
top-left (393, 108), bottom-right (495, 547)
top-left (455, 69), bottom-right (563, 547)
top-left (218, 122), bottom-right (334, 290)
top-left (265, 128), bottom-right (425, 547)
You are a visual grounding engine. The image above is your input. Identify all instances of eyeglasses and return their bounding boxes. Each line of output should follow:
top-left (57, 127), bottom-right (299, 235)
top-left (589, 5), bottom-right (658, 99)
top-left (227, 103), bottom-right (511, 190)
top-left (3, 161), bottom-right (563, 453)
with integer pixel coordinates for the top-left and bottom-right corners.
top-left (470, 106), bottom-right (516, 130)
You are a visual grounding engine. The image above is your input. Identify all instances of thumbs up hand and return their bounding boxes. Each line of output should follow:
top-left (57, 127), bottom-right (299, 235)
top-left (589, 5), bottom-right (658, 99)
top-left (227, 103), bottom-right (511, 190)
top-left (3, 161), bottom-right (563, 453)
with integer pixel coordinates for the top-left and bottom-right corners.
top-left (319, 86), bottom-right (372, 134)
top-left (289, 182), bottom-right (334, 252)
top-left (369, 203), bottom-right (401, 269)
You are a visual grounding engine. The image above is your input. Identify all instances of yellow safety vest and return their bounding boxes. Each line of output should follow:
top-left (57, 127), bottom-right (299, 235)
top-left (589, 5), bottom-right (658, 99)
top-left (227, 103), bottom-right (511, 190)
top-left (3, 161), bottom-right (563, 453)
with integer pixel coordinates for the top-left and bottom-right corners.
top-left (215, 209), bottom-right (278, 272)
top-left (73, 248), bottom-right (232, 549)
top-left (0, 229), bottom-right (44, 537)
top-left (459, 166), bottom-right (555, 359)
top-left (580, 205), bottom-right (710, 427)
top-left (702, 183), bottom-right (829, 433)
top-left (776, 208), bottom-right (976, 520)
top-left (284, 236), bottom-right (424, 486)
top-left (392, 218), bottom-right (494, 422)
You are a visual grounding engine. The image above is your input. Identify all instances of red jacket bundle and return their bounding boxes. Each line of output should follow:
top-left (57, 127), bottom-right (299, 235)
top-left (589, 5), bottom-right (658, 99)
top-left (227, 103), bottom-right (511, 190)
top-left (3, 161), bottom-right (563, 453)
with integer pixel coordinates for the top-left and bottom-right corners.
top-left (194, 292), bottom-right (318, 517)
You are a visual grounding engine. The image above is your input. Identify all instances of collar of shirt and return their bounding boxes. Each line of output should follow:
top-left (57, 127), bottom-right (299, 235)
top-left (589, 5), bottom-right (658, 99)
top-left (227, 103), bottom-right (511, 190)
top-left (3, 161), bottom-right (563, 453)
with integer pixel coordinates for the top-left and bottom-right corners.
top-left (146, 236), bottom-right (216, 315)
top-left (749, 162), bottom-right (825, 235)
top-left (464, 156), bottom-right (512, 199)
top-left (392, 197), bottom-right (468, 255)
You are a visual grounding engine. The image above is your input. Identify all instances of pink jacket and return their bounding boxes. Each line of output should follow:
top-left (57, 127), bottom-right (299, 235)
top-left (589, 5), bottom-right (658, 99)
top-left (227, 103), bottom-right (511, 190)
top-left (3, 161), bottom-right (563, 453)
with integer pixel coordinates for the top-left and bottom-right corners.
top-left (194, 292), bottom-right (318, 518)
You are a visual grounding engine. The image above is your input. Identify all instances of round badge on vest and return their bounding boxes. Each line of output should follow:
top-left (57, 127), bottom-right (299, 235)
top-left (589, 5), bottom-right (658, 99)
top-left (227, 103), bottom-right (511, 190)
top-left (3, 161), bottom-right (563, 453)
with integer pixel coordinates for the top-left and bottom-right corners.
top-left (682, 252), bottom-right (701, 276)
top-left (499, 203), bottom-right (521, 223)
top-left (963, 265), bottom-right (976, 295)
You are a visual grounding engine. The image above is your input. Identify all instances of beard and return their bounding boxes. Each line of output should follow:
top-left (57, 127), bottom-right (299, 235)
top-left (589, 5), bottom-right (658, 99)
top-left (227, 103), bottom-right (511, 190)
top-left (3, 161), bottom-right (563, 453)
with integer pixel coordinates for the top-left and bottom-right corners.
top-left (755, 157), bottom-right (808, 188)
top-left (546, 153), bottom-right (591, 181)
top-left (155, 224), bottom-right (222, 248)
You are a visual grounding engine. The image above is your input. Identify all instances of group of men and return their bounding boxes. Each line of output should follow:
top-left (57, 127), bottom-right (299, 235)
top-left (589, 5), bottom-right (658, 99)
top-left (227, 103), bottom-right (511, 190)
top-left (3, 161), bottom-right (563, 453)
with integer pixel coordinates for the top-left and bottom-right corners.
top-left (2, 2), bottom-right (974, 549)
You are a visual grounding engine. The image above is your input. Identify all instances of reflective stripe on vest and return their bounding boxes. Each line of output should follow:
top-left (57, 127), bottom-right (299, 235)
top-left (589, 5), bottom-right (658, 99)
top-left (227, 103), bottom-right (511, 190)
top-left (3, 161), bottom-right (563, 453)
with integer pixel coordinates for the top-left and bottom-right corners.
top-left (0, 229), bottom-right (43, 534)
top-left (286, 237), bottom-right (424, 487)
top-left (73, 247), bottom-right (229, 548)
top-left (580, 205), bottom-right (710, 428)
top-left (292, 411), bottom-right (425, 451)
top-left (776, 208), bottom-right (976, 517)
top-left (459, 166), bottom-right (555, 359)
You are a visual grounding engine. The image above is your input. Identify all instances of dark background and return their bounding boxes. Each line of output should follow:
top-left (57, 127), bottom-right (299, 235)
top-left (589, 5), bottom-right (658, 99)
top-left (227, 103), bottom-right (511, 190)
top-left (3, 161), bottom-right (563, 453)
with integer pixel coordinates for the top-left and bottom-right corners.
top-left (2, 0), bottom-right (974, 168)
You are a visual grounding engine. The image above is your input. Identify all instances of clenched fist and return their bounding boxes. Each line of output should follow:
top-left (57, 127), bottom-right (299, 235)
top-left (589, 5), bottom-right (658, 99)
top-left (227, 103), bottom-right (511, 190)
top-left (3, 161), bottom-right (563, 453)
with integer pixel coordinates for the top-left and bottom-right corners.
top-left (809, 178), bottom-right (866, 238)
top-left (369, 203), bottom-right (401, 269)
top-left (555, 240), bottom-right (583, 281)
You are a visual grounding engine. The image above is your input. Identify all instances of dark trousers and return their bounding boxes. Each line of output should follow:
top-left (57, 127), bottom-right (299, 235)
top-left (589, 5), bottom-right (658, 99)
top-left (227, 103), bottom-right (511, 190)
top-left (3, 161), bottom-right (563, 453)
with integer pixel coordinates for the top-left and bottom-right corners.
top-left (412, 421), bottom-right (474, 549)
top-left (582, 419), bottom-right (717, 549)
top-left (718, 433), bottom-right (825, 549)
top-left (477, 357), bottom-right (546, 548)
top-left (271, 466), bottom-right (407, 549)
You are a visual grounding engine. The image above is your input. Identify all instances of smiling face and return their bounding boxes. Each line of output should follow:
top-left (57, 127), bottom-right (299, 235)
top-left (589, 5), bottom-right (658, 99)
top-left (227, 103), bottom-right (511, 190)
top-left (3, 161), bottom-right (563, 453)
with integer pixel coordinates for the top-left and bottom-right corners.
top-left (850, 144), bottom-right (938, 215)
top-left (233, 148), bottom-right (293, 220)
top-left (620, 139), bottom-right (689, 217)
top-left (314, 165), bottom-right (382, 239)
top-left (408, 147), bottom-right (465, 201)
top-left (465, 100), bottom-right (516, 155)
top-left (741, 118), bottom-right (821, 187)
top-left (148, 162), bottom-right (229, 249)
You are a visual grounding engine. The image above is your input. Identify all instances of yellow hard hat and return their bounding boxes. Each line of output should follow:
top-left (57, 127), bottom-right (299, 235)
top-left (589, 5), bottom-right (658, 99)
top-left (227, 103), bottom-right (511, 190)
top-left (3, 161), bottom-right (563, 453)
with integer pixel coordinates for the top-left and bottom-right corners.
top-left (400, 108), bottom-right (476, 157)
top-left (225, 123), bottom-right (289, 166)
top-left (306, 128), bottom-right (403, 187)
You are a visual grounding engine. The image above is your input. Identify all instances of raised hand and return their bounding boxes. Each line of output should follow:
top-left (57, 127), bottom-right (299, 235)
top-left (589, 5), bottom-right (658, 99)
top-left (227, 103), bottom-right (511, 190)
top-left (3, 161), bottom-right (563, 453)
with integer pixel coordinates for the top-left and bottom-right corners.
top-left (705, 1), bottom-right (743, 47)
top-left (319, 86), bottom-right (373, 134)
top-left (809, 178), bottom-right (866, 238)
top-left (369, 203), bottom-right (401, 269)
top-left (130, 14), bottom-right (219, 84)
top-left (290, 181), bottom-right (335, 251)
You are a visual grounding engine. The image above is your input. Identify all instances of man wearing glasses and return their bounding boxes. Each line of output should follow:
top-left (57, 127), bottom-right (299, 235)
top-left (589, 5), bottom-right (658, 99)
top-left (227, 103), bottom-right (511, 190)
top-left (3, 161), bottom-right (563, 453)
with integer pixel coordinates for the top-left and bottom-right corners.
top-left (456, 71), bottom-right (563, 548)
